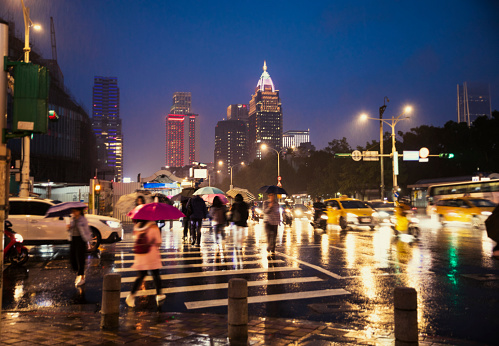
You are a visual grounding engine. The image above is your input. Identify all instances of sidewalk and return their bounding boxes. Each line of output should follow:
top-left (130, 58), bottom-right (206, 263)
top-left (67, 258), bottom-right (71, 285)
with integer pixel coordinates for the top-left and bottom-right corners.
top-left (0, 309), bottom-right (484, 345)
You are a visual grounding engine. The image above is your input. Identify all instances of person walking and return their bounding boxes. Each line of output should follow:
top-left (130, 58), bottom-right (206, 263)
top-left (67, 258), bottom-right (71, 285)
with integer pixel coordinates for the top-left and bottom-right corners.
top-left (263, 193), bottom-right (280, 253)
top-left (187, 195), bottom-right (208, 247)
top-left (210, 196), bottom-right (228, 250)
top-left (67, 207), bottom-right (92, 287)
top-left (126, 219), bottom-right (165, 307)
top-left (230, 194), bottom-right (249, 250)
top-left (135, 195), bottom-right (146, 206)
top-left (181, 197), bottom-right (191, 242)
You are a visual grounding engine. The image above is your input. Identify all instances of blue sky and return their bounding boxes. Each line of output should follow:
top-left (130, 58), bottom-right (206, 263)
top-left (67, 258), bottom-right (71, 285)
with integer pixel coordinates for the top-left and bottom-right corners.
top-left (3, 0), bottom-right (499, 178)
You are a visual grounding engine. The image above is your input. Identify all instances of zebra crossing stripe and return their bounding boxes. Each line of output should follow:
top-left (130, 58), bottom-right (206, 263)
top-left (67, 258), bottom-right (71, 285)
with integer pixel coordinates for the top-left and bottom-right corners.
top-left (120, 266), bottom-right (301, 283)
top-left (115, 254), bottom-right (265, 263)
top-left (184, 288), bottom-right (351, 309)
top-left (114, 249), bottom-right (261, 256)
top-left (276, 251), bottom-right (342, 279)
top-left (114, 259), bottom-right (284, 272)
top-left (119, 276), bottom-right (324, 298)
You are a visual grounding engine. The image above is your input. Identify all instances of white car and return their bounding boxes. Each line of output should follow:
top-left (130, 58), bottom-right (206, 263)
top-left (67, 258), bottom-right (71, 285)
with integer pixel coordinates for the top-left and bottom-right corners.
top-left (7, 197), bottom-right (123, 252)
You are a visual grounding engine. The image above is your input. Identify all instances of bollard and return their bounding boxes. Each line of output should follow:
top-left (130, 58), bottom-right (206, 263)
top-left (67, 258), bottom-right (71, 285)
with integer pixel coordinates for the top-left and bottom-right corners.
top-left (101, 273), bottom-right (121, 330)
top-left (394, 287), bottom-right (418, 345)
top-left (228, 278), bottom-right (248, 342)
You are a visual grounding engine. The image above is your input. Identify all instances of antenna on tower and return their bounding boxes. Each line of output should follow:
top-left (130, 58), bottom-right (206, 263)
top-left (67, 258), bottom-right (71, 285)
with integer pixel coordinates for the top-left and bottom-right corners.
top-left (50, 17), bottom-right (57, 61)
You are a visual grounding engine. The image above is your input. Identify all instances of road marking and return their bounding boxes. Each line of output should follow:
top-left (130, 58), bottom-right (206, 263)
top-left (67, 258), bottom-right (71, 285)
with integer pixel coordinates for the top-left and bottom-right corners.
top-left (115, 249), bottom-right (261, 256)
top-left (276, 251), bottom-right (342, 279)
top-left (184, 288), bottom-right (351, 309)
top-left (120, 276), bottom-right (324, 298)
top-left (115, 254), bottom-right (267, 264)
top-left (115, 259), bottom-right (284, 272)
top-left (120, 266), bottom-right (301, 283)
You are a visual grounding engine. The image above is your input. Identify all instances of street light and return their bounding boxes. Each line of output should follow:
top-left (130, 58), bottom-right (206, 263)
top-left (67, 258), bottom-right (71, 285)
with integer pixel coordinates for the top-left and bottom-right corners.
top-left (359, 105), bottom-right (412, 200)
top-left (19, 0), bottom-right (42, 198)
top-left (260, 144), bottom-right (288, 187)
top-left (218, 161), bottom-right (245, 190)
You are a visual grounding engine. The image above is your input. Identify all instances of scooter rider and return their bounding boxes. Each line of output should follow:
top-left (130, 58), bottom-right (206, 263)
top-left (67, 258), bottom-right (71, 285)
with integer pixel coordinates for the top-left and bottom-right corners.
top-left (313, 197), bottom-right (326, 223)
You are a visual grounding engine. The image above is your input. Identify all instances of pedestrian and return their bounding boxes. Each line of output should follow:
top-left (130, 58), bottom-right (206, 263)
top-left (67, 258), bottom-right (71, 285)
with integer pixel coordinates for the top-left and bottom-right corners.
top-left (210, 196), bottom-right (228, 249)
top-left (263, 192), bottom-right (280, 253)
top-left (181, 197), bottom-right (191, 242)
top-left (135, 195), bottom-right (146, 206)
top-left (485, 204), bottom-right (499, 260)
top-left (126, 219), bottom-right (166, 307)
top-left (67, 207), bottom-right (92, 287)
top-left (230, 193), bottom-right (249, 250)
top-left (164, 196), bottom-right (175, 231)
top-left (187, 195), bottom-right (208, 247)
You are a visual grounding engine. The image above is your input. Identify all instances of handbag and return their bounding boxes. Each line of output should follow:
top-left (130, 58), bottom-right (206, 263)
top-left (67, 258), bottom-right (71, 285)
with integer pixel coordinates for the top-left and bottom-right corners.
top-left (134, 231), bottom-right (151, 254)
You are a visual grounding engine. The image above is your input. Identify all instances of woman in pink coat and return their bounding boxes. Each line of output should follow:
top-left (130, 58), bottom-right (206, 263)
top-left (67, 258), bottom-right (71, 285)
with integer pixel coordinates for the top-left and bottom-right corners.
top-left (125, 220), bottom-right (165, 307)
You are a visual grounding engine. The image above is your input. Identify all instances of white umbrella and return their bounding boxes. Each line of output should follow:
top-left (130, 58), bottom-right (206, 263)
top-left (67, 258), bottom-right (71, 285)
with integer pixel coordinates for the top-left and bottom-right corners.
top-left (115, 192), bottom-right (153, 214)
top-left (226, 188), bottom-right (256, 203)
top-left (192, 186), bottom-right (224, 195)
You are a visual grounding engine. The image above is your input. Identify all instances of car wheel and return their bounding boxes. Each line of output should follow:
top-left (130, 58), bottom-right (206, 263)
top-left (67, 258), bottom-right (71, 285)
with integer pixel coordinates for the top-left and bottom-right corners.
top-left (471, 216), bottom-right (480, 229)
top-left (88, 227), bottom-right (102, 252)
top-left (340, 217), bottom-right (348, 230)
top-left (370, 226), bottom-right (375, 231)
top-left (9, 247), bottom-right (29, 265)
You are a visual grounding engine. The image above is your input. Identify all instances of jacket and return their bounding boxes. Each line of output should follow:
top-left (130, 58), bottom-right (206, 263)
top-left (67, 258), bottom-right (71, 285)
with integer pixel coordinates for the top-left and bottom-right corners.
top-left (231, 201), bottom-right (249, 227)
top-left (187, 196), bottom-right (208, 220)
top-left (210, 205), bottom-right (227, 225)
top-left (131, 221), bottom-right (163, 270)
top-left (69, 216), bottom-right (92, 242)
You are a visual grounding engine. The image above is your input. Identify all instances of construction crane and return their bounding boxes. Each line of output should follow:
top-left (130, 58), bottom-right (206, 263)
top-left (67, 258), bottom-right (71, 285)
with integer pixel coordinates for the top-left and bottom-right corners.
top-left (50, 16), bottom-right (57, 61)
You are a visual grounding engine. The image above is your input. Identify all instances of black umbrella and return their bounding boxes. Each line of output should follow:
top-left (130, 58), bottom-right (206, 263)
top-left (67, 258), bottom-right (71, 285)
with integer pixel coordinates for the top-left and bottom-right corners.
top-left (180, 187), bottom-right (197, 197)
top-left (259, 185), bottom-right (288, 195)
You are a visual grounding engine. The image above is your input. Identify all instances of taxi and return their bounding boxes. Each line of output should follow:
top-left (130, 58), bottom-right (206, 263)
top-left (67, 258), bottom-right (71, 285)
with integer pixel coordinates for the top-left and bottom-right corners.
top-left (324, 196), bottom-right (375, 230)
top-left (428, 197), bottom-right (496, 228)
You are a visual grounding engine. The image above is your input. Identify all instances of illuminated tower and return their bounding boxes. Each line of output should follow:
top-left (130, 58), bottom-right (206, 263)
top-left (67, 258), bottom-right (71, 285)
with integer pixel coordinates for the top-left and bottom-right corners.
top-left (248, 61), bottom-right (282, 161)
top-left (92, 76), bottom-right (123, 182)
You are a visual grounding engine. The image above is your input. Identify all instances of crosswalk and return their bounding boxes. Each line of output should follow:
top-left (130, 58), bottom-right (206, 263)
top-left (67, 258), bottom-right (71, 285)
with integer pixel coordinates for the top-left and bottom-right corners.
top-left (114, 234), bottom-right (351, 310)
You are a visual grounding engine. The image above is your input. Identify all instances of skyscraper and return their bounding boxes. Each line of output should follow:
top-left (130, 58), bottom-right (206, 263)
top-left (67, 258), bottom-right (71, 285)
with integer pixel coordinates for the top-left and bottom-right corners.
top-left (227, 104), bottom-right (249, 122)
top-left (92, 76), bottom-right (123, 182)
top-left (457, 82), bottom-right (492, 126)
top-left (248, 61), bottom-right (283, 160)
top-left (283, 130), bottom-right (310, 149)
top-left (166, 92), bottom-right (199, 167)
top-left (214, 120), bottom-right (247, 177)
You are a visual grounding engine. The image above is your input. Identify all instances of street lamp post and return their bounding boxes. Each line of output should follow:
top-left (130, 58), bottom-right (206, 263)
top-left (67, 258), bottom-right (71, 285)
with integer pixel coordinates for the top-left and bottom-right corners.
top-left (260, 144), bottom-right (288, 187)
top-left (19, 0), bottom-right (41, 198)
top-left (218, 161), bottom-right (245, 190)
top-left (379, 97), bottom-right (389, 199)
top-left (360, 106), bottom-right (412, 200)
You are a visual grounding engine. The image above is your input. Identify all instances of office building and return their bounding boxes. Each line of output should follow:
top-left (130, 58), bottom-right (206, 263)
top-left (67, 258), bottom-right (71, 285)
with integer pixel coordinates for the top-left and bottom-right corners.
top-left (227, 104), bottom-right (249, 122)
top-left (457, 82), bottom-right (492, 125)
top-left (166, 92), bottom-right (199, 167)
top-left (248, 61), bottom-right (283, 160)
top-left (283, 130), bottom-right (310, 149)
top-left (92, 77), bottom-right (123, 182)
top-left (214, 120), bottom-right (247, 177)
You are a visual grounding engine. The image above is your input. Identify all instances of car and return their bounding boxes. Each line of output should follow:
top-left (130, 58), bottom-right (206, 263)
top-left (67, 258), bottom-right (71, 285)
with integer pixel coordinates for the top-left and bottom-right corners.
top-left (7, 197), bottom-right (124, 252)
top-left (367, 200), bottom-right (395, 225)
top-left (427, 197), bottom-right (496, 228)
top-left (324, 196), bottom-right (375, 230)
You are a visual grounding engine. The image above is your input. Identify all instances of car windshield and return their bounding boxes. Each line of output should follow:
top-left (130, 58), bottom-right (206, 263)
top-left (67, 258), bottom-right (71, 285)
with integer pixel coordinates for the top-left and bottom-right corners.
top-left (468, 199), bottom-right (496, 207)
top-left (370, 202), bottom-right (394, 209)
top-left (340, 200), bottom-right (369, 209)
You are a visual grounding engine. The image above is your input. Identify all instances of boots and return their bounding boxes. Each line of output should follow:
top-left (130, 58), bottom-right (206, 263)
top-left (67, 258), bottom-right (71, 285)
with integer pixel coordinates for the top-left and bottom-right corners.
top-left (126, 293), bottom-right (136, 307)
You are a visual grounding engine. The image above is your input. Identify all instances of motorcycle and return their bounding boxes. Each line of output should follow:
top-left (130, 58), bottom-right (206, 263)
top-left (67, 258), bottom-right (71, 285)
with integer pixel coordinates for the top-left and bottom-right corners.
top-left (3, 220), bottom-right (29, 265)
top-left (391, 210), bottom-right (420, 238)
top-left (311, 210), bottom-right (328, 231)
top-left (283, 207), bottom-right (293, 226)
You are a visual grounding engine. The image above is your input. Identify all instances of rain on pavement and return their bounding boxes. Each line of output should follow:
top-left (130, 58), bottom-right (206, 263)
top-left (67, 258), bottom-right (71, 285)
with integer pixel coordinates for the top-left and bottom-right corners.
top-left (2, 216), bottom-right (498, 344)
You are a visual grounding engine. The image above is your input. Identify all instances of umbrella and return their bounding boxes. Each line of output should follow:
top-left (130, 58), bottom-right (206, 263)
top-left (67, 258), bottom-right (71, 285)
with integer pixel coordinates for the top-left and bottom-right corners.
top-left (193, 186), bottom-right (224, 195)
top-left (226, 188), bottom-right (256, 203)
top-left (170, 193), bottom-right (187, 202)
top-left (259, 185), bottom-right (288, 195)
top-left (115, 192), bottom-right (154, 214)
top-left (45, 201), bottom-right (88, 218)
top-left (201, 194), bottom-right (228, 204)
top-left (180, 187), bottom-right (197, 197)
top-left (127, 202), bottom-right (185, 221)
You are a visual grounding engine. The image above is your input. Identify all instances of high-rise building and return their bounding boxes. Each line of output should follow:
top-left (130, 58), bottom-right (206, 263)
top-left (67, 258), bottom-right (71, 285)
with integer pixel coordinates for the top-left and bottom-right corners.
top-left (92, 76), bottom-right (123, 182)
top-left (170, 92), bottom-right (191, 114)
top-left (248, 61), bottom-right (283, 160)
top-left (214, 120), bottom-right (248, 177)
top-left (283, 130), bottom-right (310, 149)
top-left (457, 82), bottom-right (492, 125)
top-left (166, 92), bottom-right (199, 167)
top-left (227, 104), bottom-right (249, 122)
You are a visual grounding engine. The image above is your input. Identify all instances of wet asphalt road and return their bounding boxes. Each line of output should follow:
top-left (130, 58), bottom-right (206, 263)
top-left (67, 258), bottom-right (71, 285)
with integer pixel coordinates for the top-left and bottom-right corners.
top-left (2, 216), bottom-right (498, 344)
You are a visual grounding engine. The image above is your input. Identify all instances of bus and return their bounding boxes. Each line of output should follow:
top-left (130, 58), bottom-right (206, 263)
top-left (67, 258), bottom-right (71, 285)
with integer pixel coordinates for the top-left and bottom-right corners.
top-left (427, 179), bottom-right (499, 206)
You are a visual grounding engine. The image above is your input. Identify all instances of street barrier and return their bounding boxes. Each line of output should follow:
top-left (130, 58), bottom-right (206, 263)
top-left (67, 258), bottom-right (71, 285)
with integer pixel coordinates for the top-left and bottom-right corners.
top-left (101, 273), bottom-right (121, 330)
top-left (228, 278), bottom-right (248, 342)
top-left (394, 287), bottom-right (418, 345)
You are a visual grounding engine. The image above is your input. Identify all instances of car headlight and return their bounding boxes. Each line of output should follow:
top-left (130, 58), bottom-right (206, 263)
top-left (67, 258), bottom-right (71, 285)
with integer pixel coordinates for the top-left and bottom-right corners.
top-left (285, 208), bottom-right (291, 213)
top-left (378, 211), bottom-right (389, 218)
top-left (320, 214), bottom-right (329, 220)
top-left (295, 209), bottom-right (302, 216)
top-left (372, 212), bottom-right (379, 218)
top-left (101, 220), bottom-right (121, 228)
top-left (14, 233), bottom-right (24, 243)
top-left (448, 212), bottom-right (458, 217)
top-left (255, 208), bottom-right (262, 214)
top-left (481, 211), bottom-right (492, 216)
top-left (346, 213), bottom-right (357, 222)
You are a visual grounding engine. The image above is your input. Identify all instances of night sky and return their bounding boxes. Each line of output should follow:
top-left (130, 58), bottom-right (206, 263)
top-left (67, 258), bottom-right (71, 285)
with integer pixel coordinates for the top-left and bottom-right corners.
top-left (2, 0), bottom-right (499, 179)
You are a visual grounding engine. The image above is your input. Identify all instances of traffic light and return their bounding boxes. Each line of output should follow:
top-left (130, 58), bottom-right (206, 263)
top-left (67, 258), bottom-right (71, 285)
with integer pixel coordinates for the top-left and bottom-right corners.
top-left (95, 184), bottom-right (101, 194)
top-left (439, 153), bottom-right (455, 159)
top-left (48, 110), bottom-right (59, 122)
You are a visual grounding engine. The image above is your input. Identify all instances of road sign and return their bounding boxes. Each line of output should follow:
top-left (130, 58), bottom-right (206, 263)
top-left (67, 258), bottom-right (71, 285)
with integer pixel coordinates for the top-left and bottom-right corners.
top-left (352, 150), bottom-right (362, 161)
top-left (363, 151), bottom-right (379, 161)
top-left (277, 176), bottom-right (282, 181)
top-left (394, 191), bottom-right (399, 198)
top-left (403, 151), bottom-right (419, 161)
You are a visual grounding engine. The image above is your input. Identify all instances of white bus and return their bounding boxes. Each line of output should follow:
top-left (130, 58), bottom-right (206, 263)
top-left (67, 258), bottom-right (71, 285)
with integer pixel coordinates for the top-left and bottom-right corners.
top-left (427, 179), bottom-right (499, 206)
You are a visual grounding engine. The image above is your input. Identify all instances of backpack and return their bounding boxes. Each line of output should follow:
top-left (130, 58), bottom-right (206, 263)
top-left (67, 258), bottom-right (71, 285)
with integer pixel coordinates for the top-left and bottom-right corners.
top-left (134, 231), bottom-right (151, 254)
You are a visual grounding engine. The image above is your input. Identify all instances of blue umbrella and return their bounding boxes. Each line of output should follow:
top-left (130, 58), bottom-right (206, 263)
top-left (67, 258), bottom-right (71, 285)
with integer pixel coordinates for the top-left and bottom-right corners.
top-left (45, 201), bottom-right (88, 218)
top-left (259, 185), bottom-right (288, 195)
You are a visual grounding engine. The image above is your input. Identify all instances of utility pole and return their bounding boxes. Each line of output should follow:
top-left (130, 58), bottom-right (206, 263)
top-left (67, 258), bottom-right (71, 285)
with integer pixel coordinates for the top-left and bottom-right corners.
top-left (379, 97), bottom-right (389, 199)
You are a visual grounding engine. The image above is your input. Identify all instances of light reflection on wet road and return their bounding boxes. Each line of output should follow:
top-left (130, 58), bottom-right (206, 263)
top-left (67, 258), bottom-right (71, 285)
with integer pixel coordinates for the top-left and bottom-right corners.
top-left (2, 216), bottom-right (498, 344)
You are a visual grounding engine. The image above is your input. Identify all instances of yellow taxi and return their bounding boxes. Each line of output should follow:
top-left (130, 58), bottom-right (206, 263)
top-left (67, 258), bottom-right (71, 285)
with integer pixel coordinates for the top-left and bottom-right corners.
top-left (324, 196), bottom-right (375, 230)
top-left (428, 197), bottom-right (496, 228)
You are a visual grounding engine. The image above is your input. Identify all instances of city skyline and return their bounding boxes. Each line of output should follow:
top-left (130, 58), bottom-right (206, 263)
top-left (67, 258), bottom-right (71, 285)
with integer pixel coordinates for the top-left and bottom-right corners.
top-left (2, 0), bottom-right (499, 178)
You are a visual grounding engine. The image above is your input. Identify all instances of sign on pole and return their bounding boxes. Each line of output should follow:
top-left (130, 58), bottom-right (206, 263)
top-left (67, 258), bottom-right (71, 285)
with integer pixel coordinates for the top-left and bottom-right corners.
top-left (352, 150), bottom-right (362, 161)
top-left (363, 151), bottom-right (379, 161)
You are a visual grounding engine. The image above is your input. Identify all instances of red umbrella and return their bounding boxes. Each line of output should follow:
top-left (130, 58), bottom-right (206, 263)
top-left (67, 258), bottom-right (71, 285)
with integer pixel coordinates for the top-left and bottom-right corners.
top-left (127, 203), bottom-right (185, 220)
top-left (201, 194), bottom-right (228, 204)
